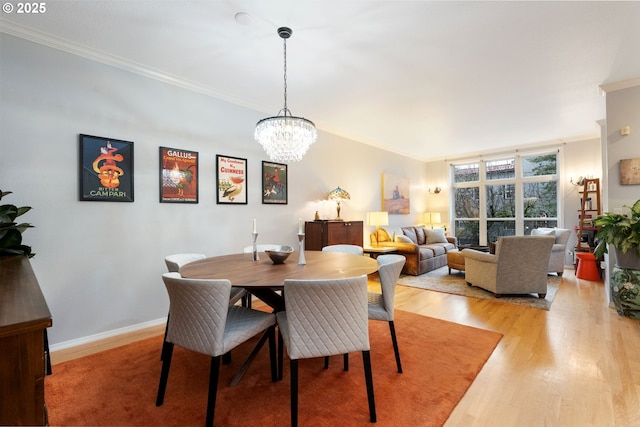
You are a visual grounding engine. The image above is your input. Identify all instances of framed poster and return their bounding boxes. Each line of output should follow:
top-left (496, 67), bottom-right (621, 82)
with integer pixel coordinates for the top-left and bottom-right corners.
top-left (620, 158), bottom-right (640, 185)
top-left (382, 173), bottom-right (410, 214)
top-left (262, 161), bottom-right (288, 204)
top-left (79, 134), bottom-right (134, 202)
top-left (216, 155), bottom-right (247, 204)
top-left (159, 147), bottom-right (199, 203)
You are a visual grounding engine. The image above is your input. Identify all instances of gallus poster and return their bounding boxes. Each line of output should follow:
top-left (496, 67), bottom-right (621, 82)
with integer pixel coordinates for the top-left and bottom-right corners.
top-left (160, 147), bottom-right (198, 203)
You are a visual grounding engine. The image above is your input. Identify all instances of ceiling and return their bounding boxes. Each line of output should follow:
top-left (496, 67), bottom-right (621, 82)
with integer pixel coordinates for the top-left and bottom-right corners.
top-left (2, 1), bottom-right (639, 161)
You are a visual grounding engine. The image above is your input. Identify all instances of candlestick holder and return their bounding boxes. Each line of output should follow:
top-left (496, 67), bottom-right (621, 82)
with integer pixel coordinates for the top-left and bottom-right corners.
top-left (252, 232), bottom-right (259, 261)
top-left (297, 233), bottom-right (306, 265)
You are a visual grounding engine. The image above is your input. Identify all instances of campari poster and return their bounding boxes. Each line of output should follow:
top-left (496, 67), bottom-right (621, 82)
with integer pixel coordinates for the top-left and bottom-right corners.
top-left (159, 147), bottom-right (199, 203)
top-left (79, 134), bottom-right (134, 202)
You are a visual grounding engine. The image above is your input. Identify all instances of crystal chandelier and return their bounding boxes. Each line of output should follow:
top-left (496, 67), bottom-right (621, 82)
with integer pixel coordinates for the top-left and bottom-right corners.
top-left (255, 27), bottom-right (317, 163)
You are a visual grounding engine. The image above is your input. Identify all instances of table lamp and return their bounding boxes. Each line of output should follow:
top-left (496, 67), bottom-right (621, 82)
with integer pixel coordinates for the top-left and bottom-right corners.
top-left (367, 211), bottom-right (389, 246)
top-left (425, 212), bottom-right (441, 229)
top-left (328, 186), bottom-right (350, 220)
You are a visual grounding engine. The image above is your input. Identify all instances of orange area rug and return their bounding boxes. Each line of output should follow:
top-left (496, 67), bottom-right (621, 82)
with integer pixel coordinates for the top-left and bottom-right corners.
top-left (46, 310), bottom-right (502, 426)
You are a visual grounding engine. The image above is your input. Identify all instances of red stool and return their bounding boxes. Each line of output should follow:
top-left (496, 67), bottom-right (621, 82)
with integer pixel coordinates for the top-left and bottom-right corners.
top-left (575, 252), bottom-right (599, 281)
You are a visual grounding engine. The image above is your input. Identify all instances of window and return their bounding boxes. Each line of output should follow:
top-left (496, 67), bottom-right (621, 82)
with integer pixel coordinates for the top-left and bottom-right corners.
top-left (451, 150), bottom-right (560, 245)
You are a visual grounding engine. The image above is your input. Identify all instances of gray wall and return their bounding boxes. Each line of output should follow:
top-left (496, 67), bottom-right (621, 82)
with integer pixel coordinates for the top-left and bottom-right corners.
top-left (605, 85), bottom-right (640, 210)
top-left (1, 34), bottom-right (428, 347)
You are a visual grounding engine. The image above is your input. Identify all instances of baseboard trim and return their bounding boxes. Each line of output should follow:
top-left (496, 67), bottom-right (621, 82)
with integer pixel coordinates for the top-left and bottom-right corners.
top-left (50, 317), bottom-right (166, 353)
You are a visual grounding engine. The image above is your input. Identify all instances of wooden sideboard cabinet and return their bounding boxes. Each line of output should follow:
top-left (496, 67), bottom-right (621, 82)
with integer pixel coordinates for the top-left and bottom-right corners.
top-left (0, 255), bottom-right (52, 426)
top-left (305, 220), bottom-right (364, 251)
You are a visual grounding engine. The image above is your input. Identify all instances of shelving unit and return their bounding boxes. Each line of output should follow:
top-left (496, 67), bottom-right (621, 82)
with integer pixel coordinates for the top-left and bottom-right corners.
top-left (576, 178), bottom-right (601, 252)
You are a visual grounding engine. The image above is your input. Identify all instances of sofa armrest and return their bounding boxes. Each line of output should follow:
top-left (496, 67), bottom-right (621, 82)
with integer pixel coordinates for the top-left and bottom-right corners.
top-left (378, 241), bottom-right (419, 254)
top-left (461, 248), bottom-right (497, 264)
top-left (446, 236), bottom-right (458, 246)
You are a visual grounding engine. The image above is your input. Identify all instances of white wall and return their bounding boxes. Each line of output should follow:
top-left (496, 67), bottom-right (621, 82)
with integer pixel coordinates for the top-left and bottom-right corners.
top-left (0, 34), bottom-right (428, 347)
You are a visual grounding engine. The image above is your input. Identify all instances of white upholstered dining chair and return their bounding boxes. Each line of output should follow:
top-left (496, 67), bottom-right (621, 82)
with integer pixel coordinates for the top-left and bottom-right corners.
top-left (156, 272), bottom-right (277, 427)
top-left (368, 254), bottom-right (406, 373)
top-left (276, 275), bottom-right (376, 427)
top-left (321, 244), bottom-right (364, 255)
top-left (165, 253), bottom-right (247, 306)
top-left (162, 253), bottom-right (248, 361)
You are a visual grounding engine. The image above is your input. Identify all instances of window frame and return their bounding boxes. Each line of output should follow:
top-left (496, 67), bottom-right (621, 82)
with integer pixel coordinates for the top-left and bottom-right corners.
top-left (450, 148), bottom-right (562, 245)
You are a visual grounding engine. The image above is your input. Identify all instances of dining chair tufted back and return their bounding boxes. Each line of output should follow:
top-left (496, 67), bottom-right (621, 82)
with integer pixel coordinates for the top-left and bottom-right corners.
top-left (276, 275), bottom-right (376, 426)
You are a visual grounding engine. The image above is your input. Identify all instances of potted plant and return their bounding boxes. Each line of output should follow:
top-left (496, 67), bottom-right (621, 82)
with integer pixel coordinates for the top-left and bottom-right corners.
top-left (593, 199), bottom-right (640, 270)
top-left (0, 190), bottom-right (34, 257)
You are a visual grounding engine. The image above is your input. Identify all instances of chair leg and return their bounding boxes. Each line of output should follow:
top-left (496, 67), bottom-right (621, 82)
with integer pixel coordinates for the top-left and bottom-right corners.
top-left (290, 359), bottom-right (299, 427)
top-left (343, 353), bottom-right (349, 371)
top-left (222, 351), bottom-right (231, 364)
top-left (324, 356), bottom-right (329, 369)
top-left (278, 328), bottom-right (284, 380)
top-left (268, 326), bottom-right (278, 382)
top-left (242, 292), bottom-right (252, 309)
top-left (156, 342), bottom-right (174, 406)
top-left (205, 356), bottom-right (221, 427)
top-left (362, 350), bottom-right (377, 423)
top-left (161, 312), bottom-right (170, 361)
top-left (388, 321), bottom-right (403, 373)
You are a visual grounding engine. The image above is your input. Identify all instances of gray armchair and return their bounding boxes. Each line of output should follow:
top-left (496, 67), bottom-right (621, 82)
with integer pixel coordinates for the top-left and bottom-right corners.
top-left (531, 227), bottom-right (571, 276)
top-left (462, 236), bottom-right (555, 298)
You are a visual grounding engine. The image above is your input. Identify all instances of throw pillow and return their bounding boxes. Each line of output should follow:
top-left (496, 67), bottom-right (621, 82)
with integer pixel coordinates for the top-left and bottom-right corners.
top-left (425, 228), bottom-right (448, 244)
top-left (402, 227), bottom-right (418, 244)
top-left (532, 228), bottom-right (557, 243)
top-left (395, 235), bottom-right (414, 244)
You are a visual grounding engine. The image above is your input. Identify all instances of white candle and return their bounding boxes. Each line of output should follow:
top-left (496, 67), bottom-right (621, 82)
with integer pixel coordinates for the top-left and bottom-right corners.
top-left (253, 218), bottom-right (257, 234)
top-left (298, 218), bottom-right (303, 234)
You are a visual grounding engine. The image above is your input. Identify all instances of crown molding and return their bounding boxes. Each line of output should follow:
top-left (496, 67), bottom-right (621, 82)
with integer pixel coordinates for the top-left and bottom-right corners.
top-left (600, 77), bottom-right (640, 94)
top-left (0, 21), bottom-right (266, 113)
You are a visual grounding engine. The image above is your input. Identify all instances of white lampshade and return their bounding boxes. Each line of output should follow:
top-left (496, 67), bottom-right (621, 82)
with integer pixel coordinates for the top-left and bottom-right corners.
top-left (425, 212), bottom-right (441, 228)
top-left (367, 211), bottom-right (389, 227)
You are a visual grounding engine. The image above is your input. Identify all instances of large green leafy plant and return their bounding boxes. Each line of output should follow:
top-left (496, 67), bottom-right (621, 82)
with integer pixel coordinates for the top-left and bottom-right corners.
top-left (0, 190), bottom-right (34, 257)
top-left (593, 199), bottom-right (640, 259)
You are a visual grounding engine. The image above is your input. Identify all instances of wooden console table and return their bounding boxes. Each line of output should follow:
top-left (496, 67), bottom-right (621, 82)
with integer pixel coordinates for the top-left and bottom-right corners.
top-left (0, 255), bottom-right (52, 426)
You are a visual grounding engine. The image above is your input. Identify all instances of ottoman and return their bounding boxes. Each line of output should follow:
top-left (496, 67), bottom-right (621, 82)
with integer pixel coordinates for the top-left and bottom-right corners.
top-left (447, 249), bottom-right (465, 274)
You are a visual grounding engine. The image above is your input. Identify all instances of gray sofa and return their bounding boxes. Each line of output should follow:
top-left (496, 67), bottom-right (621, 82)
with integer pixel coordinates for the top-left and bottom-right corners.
top-left (371, 226), bottom-right (457, 275)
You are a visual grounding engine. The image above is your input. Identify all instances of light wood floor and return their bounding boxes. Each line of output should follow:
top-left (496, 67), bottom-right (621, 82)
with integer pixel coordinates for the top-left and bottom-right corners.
top-left (51, 269), bottom-right (640, 426)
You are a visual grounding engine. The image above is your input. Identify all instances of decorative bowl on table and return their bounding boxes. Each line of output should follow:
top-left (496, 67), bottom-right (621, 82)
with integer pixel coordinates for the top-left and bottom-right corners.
top-left (265, 245), bottom-right (294, 264)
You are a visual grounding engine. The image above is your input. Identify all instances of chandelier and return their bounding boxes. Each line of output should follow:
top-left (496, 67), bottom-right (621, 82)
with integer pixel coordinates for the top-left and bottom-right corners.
top-left (255, 27), bottom-right (317, 163)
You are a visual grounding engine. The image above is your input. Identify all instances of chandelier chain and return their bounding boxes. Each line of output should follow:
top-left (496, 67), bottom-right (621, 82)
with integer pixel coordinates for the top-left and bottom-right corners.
top-left (282, 36), bottom-right (288, 115)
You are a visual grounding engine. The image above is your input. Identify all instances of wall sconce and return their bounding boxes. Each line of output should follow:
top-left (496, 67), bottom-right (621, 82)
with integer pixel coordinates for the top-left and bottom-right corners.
top-left (570, 176), bottom-right (585, 186)
top-left (428, 186), bottom-right (442, 194)
top-left (621, 126), bottom-right (631, 136)
top-left (367, 211), bottom-right (389, 246)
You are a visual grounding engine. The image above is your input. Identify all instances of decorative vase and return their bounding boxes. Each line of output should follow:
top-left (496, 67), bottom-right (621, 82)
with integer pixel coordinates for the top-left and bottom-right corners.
top-left (613, 247), bottom-right (640, 270)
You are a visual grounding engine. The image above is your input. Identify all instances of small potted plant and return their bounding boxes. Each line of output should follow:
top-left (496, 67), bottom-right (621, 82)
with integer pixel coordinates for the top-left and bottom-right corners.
top-left (0, 190), bottom-right (34, 257)
top-left (593, 199), bottom-right (640, 270)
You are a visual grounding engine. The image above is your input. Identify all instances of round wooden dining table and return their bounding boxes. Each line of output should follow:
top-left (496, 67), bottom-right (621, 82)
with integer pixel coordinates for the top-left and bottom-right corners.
top-left (180, 250), bottom-right (379, 311)
top-left (179, 250), bottom-right (379, 386)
